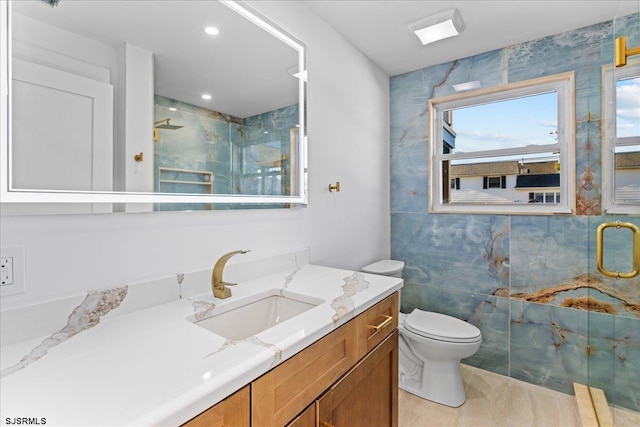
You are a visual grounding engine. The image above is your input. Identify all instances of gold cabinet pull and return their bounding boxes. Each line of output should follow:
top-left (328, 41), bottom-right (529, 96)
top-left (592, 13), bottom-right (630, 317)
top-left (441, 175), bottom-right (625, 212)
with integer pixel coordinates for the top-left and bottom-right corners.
top-left (368, 315), bottom-right (393, 331)
top-left (596, 221), bottom-right (640, 279)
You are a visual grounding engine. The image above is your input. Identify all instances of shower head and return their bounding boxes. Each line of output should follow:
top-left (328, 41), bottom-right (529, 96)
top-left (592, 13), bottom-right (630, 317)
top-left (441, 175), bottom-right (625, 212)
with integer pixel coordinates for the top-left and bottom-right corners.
top-left (154, 118), bottom-right (184, 130)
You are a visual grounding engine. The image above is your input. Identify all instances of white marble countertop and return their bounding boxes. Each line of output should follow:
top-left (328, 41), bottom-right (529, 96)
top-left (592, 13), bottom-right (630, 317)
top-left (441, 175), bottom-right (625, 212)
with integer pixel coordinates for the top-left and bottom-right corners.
top-left (0, 264), bottom-right (402, 426)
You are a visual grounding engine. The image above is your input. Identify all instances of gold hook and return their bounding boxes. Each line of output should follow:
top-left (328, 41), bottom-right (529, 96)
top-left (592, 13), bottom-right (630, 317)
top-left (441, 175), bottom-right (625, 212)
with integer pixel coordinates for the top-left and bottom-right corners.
top-left (134, 152), bottom-right (144, 162)
top-left (328, 182), bottom-right (340, 192)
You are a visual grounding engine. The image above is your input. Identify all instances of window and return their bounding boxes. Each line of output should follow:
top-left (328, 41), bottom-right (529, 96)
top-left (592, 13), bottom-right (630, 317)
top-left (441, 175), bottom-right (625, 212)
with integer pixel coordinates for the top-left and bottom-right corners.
top-left (484, 176), bottom-right (506, 189)
top-left (429, 72), bottom-right (575, 214)
top-left (602, 60), bottom-right (640, 214)
top-left (529, 192), bottom-right (560, 204)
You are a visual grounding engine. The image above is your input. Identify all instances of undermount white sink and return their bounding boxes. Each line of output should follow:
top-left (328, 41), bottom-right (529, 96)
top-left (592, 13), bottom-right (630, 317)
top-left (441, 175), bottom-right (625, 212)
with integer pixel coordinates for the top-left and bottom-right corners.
top-left (192, 290), bottom-right (324, 340)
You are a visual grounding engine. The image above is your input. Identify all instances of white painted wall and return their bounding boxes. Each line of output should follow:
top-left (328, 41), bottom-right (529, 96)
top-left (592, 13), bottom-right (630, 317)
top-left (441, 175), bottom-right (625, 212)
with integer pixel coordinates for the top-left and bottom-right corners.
top-left (250, 1), bottom-right (391, 270)
top-left (0, 1), bottom-right (390, 310)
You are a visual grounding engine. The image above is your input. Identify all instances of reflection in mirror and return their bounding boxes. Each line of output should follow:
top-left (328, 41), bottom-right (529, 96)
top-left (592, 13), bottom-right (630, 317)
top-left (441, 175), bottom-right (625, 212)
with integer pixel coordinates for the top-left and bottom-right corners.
top-left (153, 95), bottom-right (299, 211)
top-left (603, 62), bottom-right (640, 213)
top-left (2, 0), bottom-right (306, 211)
top-left (429, 72), bottom-right (574, 214)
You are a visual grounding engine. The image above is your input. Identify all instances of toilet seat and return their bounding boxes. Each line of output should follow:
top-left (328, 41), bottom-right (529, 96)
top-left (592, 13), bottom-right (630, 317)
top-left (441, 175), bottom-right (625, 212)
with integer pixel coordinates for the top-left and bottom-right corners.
top-left (361, 260), bottom-right (405, 275)
top-left (403, 309), bottom-right (481, 343)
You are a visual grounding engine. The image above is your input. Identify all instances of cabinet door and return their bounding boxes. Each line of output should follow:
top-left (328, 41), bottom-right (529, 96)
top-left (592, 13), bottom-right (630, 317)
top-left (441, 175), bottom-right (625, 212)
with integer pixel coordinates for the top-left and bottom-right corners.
top-left (317, 331), bottom-right (398, 427)
top-left (286, 403), bottom-right (315, 427)
top-left (252, 320), bottom-right (358, 426)
top-left (182, 386), bottom-right (249, 427)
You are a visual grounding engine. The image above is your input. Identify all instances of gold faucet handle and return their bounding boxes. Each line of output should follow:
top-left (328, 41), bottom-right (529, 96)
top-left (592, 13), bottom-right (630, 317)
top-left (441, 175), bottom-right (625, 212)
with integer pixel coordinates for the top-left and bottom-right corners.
top-left (221, 281), bottom-right (238, 287)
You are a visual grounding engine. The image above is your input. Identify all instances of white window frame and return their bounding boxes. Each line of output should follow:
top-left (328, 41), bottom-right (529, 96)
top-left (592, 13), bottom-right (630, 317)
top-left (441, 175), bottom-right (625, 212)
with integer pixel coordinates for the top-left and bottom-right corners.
top-left (602, 60), bottom-right (640, 214)
top-left (429, 72), bottom-right (575, 215)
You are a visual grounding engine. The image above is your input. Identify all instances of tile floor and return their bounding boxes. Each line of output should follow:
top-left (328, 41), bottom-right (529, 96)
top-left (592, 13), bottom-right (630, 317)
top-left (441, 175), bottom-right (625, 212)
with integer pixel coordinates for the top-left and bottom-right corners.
top-left (399, 364), bottom-right (640, 427)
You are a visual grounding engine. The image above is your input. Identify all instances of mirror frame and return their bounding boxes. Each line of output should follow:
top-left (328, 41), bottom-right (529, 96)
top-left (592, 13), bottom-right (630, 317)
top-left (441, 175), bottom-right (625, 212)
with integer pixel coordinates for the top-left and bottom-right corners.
top-left (0, 0), bottom-right (307, 206)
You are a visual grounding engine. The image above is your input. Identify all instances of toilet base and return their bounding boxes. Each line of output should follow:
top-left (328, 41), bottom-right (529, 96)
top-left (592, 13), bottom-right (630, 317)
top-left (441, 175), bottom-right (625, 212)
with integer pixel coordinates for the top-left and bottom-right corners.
top-left (399, 360), bottom-right (467, 408)
top-left (399, 333), bottom-right (469, 408)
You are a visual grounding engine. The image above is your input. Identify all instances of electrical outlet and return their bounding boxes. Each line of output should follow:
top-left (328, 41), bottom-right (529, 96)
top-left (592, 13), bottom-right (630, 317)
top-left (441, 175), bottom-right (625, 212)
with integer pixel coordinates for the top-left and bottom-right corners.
top-left (0, 247), bottom-right (25, 296)
top-left (1, 256), bottom-right (14, 285)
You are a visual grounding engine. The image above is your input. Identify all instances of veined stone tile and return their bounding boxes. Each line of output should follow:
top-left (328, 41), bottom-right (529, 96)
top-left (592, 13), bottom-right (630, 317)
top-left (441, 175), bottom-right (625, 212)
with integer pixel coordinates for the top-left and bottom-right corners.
top-left (465, 294), bottom-right (511, 376)
top-left (390, 49), bottom-right (505, 144)
top-left (510, 215), bottom-right (589, 294)
top-left (587, 312), bottom-right (640, 413)
top-left (400, 281), bottom-right (488, 319)
top-left (510, 300), bottom-right (588, 395)
top-left (392, 213), bottom-right (509, 295)
top-left (507, 21), bottom-right (612, 83)
top-left (390, 137), bottom-right (429, 213)
top-left (390, 69), bottom-right (431, 143)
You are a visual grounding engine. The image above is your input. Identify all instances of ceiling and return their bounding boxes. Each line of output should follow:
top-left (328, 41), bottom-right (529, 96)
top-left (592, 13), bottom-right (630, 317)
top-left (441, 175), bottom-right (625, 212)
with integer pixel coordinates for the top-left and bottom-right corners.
top-left (10, 0), bottom-right (639, 117)
top-left (304, 0), bottom-right (640, 76)
top-left (12, 0), bottom-right (300, 118)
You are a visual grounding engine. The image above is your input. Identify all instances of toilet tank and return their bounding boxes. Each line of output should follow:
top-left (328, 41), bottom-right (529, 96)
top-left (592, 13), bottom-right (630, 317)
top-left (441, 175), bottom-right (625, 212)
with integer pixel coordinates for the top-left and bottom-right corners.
top-left (362, 260), bottom-right (405, 278)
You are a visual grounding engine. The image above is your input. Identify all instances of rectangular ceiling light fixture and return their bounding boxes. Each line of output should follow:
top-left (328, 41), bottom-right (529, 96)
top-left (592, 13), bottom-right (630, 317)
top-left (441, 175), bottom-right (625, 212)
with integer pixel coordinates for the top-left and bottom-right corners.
top-left (410, 9), bottom-right (465, 46)
top-left (453, 80), bottom-right (481, 92)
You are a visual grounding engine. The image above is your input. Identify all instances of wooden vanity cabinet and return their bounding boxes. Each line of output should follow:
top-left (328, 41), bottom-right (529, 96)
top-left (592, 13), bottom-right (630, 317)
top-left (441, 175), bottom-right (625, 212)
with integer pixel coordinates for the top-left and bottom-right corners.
top-left (285, 403), bottom-right (315, 427)
top-left (253, 292), bottom-right (399, 427)
top-left (182, 386), bottom-right (249, 427)
top-left (317, 331), bottom-right (398, 427)
top-left (251, 314), bottom-right (360, 426)
top-left (184, 292), bottom-right (399, 427)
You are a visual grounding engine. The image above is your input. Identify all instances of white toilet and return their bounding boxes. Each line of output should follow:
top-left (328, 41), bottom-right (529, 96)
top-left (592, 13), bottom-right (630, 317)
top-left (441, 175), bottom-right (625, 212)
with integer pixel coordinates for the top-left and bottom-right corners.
top-left (362, 260), bottom-right (483, 408)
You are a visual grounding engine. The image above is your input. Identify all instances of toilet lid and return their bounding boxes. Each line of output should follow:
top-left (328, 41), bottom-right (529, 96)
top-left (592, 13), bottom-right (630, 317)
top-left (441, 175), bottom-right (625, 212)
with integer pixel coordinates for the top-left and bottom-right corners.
top-left (362, 260), bottom-right (405, 275)
top-left (403, 309), bottom-right (481, 343)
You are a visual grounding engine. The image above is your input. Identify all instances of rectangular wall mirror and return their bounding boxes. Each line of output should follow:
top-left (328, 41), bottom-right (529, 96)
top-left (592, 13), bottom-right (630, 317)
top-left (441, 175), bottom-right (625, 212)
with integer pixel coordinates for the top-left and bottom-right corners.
top-left (0, 0), bottom-right (307, 213)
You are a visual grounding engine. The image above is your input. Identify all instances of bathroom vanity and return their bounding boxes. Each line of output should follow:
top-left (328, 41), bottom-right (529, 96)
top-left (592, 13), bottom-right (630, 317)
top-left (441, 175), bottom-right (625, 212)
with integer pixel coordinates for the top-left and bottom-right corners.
top-left (0, 257), bottom-right (402, 426)
top-left (185, 293), bottom-right (398, 426)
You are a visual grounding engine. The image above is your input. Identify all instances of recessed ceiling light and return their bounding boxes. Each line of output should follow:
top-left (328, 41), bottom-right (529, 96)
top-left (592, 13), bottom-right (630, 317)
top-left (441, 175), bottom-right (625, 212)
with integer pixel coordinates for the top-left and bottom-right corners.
top-left (201, 94), bottom-right (212, 100)
top-left (169, 107), bottom-right (177, 111)
top-left (453, 80), bottom-right (481, 92)
top-left (204, 26), bottom-right (220, 36)
top-left (409, 9), bottom-right (465, 46)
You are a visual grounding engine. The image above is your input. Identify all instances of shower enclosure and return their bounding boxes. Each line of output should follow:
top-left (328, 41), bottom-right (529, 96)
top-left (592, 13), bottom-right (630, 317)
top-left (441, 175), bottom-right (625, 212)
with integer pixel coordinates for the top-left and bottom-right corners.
top-left (586, 2), bottom-right (640, 423)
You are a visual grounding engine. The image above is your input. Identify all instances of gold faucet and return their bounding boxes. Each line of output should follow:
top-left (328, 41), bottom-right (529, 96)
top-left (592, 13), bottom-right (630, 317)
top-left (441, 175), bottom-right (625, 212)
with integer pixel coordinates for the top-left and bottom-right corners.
top-left (211, 250), bottom-right (250, 299)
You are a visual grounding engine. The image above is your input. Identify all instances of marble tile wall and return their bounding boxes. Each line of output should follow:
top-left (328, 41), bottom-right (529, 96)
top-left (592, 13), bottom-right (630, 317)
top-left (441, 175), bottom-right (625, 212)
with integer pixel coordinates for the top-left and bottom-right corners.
top-left (391, 14), bottom-right (640, 412)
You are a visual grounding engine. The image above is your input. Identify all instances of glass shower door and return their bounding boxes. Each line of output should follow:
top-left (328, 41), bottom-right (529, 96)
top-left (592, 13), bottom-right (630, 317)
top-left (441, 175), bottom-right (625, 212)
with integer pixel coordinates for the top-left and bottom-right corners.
top-left (587, 3), bottom-right (640, 424)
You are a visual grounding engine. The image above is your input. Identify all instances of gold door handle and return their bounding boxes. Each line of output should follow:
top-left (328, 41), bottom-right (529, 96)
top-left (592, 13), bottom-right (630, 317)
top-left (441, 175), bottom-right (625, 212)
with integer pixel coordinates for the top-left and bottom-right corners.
top-left (368, 315), bottom-right (393, 331)
top-left (596, 221), bottom-right (640, 279)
